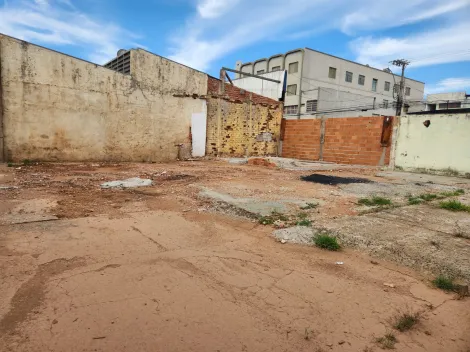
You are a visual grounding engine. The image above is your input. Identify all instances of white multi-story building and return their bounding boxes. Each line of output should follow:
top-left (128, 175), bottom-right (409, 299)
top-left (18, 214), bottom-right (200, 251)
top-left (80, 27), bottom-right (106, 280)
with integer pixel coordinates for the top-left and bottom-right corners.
top-left (234, 48), bottom-right (425, 118)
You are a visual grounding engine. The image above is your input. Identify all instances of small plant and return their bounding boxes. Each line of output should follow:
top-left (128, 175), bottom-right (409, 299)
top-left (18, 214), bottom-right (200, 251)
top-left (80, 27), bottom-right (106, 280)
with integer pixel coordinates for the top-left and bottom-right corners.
top-left (258, 211), bottom-right (289, 225)
top-left (301, 202), bottom-right (319, 210)
top-left (419, 193), bottom-right (438, 201)
top-left (439, 189), bottom-right (465, 198)
top-left (358, 196), bottom-right (392, 206)
top-left (297, 212), bottom-right (308, 219)
top-left (376, 333), bottom-right (397, 349)
top-left (297, 219), bottom-right (312, 227)
top-left (22, 159), bottom-right (31, 165)
top-left (407, 196), bottom-right (423, 205)
top-left (393, 312), bottom-right (420, 332)
top-left (439, 200), bottom-right (470, 212)
top-left (314, 234), bottom-right (340, 251)
top-left (432, 275), bottom-right (454, 291)
top-left (7, 162), bottom-right (13, 167)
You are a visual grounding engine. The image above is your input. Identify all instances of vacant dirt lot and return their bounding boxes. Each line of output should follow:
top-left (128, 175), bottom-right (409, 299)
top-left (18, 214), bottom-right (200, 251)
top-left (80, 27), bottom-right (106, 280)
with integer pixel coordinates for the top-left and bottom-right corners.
top-left (1, 159), bottom-right (469, 352)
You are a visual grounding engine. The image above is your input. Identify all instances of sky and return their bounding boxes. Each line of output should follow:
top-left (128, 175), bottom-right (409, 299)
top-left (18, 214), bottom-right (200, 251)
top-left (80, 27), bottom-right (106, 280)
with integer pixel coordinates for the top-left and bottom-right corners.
top-left (1, 0), bottom-right (470, 95)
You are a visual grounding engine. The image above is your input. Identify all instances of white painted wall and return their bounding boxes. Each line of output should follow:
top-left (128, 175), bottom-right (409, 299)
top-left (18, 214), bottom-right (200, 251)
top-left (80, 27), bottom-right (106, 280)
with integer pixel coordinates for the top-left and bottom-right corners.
top-left (395, 113), bottom-right (470, 174)
top-left (191, 101), bottom-right (207, 157)
top-left (232, 71), bottom-right (285, 101)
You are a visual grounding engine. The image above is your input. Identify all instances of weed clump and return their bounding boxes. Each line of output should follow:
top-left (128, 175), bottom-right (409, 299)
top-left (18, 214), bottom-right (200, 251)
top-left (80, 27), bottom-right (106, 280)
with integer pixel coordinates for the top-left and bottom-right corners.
top-left (358, 196), bottom-right (392, 206)
top-left (439, 200), bottom-right (470, 212)
top-left (432, 276), bottom-right (454, 291)
top-left (297, 219), bottom-right (312, 227)
top-left (376, 333), bottom-right (397, 349)
top-left (301, 202), bottom-right (319, 210)
top-left (258, 211), bottom-right (289, 225)
top-left (313, 234), bottom-right (340, 251)
top-left (393, 312), bottom-right (420, 332)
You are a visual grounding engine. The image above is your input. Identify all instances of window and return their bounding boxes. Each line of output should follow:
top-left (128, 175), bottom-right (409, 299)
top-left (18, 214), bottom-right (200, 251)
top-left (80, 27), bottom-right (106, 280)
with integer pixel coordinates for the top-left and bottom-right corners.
top-left (328, 67), bottom-right (337, 79)
top-left (286, 84), bottom-right (297, 96)
top-left (306, 100), bottom-right (318, 113)
top-left (284, 105), bottom-right (298, 115)
top-left (438, 102), bottom-right (462, 109)
top-left (288, 62), bottom-right (298, 74)
top-left (383, 100), bottom-right (389, 109)
top-left (256, 69), bottom-right (265, 74)
top-left (372, 78), bottom-right (378, 92)
top-left (358, 75), bottom-right (365, 86)
top-left (345, 71), bottom-right (353, 83)
top-left (384, 81), bottom-right (390, 91)
top-left (405, 87), bottom-right (411, 96)
top-left (271, 66), bottom-right (281, 72)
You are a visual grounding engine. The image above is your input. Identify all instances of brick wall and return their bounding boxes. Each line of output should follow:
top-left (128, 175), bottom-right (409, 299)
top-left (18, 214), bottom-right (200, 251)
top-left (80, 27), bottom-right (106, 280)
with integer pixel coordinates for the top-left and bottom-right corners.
top-left (282, 119), bottom-right (322, 160)
top-left (282, 116), bottom-right (392, 166)
top-left (206, 77), bottom-right (283, 156)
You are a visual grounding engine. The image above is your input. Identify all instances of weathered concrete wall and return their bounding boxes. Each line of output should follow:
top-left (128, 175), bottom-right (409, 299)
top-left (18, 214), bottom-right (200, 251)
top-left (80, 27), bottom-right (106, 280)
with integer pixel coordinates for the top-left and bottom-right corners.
top-left (395, 114), bottom-right (470, 174)
top-left (0, 35), bottom-right (207, 161)
top-left (206, 77), bottom-right (283, 156)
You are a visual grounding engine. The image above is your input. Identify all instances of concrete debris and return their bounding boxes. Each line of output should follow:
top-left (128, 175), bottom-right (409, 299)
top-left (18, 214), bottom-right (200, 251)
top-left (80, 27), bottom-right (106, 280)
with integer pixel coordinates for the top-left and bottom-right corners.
top-left (272, 226), bottom-right (314, 245)
top-left (227, 158), bottom-right (248, 165)
top-left (101, 178), bottom-right (152, 189)
top-left (0, 185), bottom-right (19, 190)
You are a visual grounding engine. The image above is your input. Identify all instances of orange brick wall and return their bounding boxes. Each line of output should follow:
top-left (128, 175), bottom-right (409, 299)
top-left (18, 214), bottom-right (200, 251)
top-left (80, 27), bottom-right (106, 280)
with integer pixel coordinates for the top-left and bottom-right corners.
top-left (282, 117), bottom-right (391, 166)
top-left (282, 119), bottom-right (322, 160)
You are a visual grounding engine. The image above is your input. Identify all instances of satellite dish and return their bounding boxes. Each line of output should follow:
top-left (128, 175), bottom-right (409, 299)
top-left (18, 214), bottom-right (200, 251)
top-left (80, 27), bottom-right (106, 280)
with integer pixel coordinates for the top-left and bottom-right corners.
top-left (117, 49), bottom-right (128, 57)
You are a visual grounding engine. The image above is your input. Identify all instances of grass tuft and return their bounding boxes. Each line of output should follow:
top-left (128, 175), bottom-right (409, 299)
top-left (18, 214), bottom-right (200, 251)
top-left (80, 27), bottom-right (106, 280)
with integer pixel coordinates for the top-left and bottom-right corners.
top-left (7, 162), bottom-right (13, 167)
top-left (432, 275), bottom-right (454, 291)
top-left (407, 196), bottom-right (423, 205)
top-left (376, 333), bottom-right (397, 349)
top-left (393, 312), bottom-right (420, 332)
top-left (258, 211), bottom-right (289, 225)
top-left (439, 200), bottom-right (470, 212)
top-left (313, 234), bottom-right (340, 251)
top-left (358, 196), bottom-right (392, 206)
top-left (297, 219), bottom-right (312, 227)
top-left (301, 202), bottom-right (319, 210)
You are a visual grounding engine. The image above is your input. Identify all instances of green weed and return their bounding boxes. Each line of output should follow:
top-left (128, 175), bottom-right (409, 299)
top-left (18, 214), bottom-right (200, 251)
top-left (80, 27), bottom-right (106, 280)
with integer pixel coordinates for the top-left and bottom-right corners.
top-left (301, 202), bottom-right (319, 210)
top-left (358, 196), bottom-right (392, 206)
top-left (7, 162), bottom-right (13, 167)
top-left (313, 234), bottom-right (340, 251)
top-left (439, 200), bottom-right (470, 212)
top-left (432, 276), bottom-right (454, 291)
top-left (297, 219), bottom-right (312, 227)
top-left (376, 333), bottom-right (397, 349)
top-left (393, 312), bottom-right (420, 332)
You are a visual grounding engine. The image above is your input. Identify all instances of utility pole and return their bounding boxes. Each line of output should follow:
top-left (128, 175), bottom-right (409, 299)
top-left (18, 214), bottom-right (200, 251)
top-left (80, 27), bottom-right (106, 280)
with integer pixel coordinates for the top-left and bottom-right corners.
top-left (390, 59), bottom-right (410, 116)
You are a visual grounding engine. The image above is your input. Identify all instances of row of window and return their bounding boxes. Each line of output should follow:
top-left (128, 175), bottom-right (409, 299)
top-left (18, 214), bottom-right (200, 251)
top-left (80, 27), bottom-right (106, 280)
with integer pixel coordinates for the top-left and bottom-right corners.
top-left (329, 66), bottom-right (411, 95)
top-left (284, 99), bottom-right (394, 115)
top-left (255, 62), bottom-right (299, 75)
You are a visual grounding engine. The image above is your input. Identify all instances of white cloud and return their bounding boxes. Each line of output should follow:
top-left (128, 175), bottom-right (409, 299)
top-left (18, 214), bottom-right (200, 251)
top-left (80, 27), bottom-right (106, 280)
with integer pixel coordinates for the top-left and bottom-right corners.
top-left (197, 0), bottom-right (240, 19)
top-left (351, 22), bottom-right (470, 69)
top-left (169, 0), bottom-right (470, 72)
top-left (0, 0), bottom-right (139, 64)
top-left (425, 77), bottom-right (470, 94)
top-left (340, 0), bottom-right (470, 35)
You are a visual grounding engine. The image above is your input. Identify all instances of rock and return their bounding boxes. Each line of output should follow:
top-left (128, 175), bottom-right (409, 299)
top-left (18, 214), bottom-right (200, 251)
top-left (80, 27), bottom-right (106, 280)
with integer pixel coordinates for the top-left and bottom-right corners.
top-left (383, 283), bottom-right (395, 288)
top-left (280, 239), bottom-right (287, 244)
top-left (338, 340), bottom-right (345, 345)
top-left (52, 319), bottom-right (58, 324)
top-left (101, 178), bottom-right (152, 189)
top-left (370, 260), bottom-right (379, 265)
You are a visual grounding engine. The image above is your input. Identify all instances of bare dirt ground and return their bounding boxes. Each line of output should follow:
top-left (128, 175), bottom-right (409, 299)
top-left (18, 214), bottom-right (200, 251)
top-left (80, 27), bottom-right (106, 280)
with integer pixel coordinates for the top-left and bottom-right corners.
top-left (1, 159), bottom-right (469, 352)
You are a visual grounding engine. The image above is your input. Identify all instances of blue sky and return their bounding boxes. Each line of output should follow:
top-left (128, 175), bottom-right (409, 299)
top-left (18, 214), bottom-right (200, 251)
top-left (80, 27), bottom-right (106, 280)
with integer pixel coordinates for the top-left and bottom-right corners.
top-left (1, 0), bottom-right (470, 95)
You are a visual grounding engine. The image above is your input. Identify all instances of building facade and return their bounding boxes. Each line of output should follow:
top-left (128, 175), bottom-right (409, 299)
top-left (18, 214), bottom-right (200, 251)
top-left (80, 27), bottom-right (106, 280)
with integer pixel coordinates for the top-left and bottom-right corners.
top-left (234, 48), bottom-right (425, 118)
